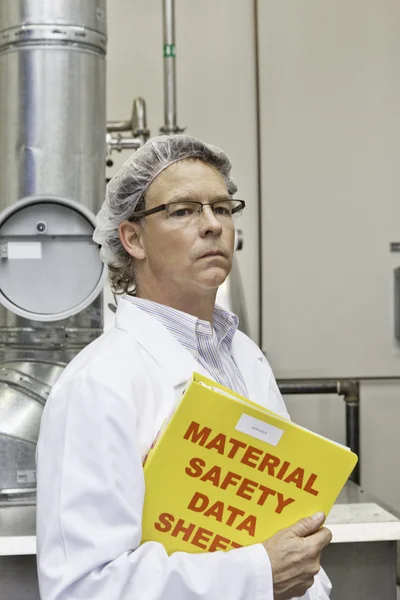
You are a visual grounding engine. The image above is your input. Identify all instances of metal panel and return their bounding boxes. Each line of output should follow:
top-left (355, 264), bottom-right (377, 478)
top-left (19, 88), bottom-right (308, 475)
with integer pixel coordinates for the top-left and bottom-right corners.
top-left (0, 46), bottom-right (105, 215)
top-left (0, 436), bottom-right (36, 492)
top-left (258, 0), bottom-right (400, 378)
top-left (0, 0), bottom-right (106, 34)
top-left (0, 199), bottom-right (105, 319)
top-left (0, 295), bottom-right (103, 364)
top-left (322, 541), bottom-right (397, 600)
top-left (0, 556), bottom-right (40, 600)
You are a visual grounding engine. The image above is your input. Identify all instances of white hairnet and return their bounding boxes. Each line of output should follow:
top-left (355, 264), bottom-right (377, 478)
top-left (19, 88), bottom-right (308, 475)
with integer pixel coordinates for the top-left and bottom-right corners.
top-left (93, 134), bottom-right (238, 268)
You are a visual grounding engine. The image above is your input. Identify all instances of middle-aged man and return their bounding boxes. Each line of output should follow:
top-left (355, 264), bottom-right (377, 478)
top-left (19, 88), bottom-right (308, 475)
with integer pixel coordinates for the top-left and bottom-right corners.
top-left (36, 135), bottom-right (332, 600)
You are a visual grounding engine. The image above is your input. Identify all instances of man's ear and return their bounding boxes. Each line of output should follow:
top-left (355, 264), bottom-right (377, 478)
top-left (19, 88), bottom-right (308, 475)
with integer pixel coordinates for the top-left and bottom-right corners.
top-left (118, 221), bottom-right (146, 260)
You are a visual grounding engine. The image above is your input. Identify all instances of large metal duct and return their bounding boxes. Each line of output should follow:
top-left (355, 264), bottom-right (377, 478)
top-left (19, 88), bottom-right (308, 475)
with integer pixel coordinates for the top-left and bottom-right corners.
top-left (0, 0), bottom-right (107, 364)
top-left (0, 1), bottom-right (107, 498)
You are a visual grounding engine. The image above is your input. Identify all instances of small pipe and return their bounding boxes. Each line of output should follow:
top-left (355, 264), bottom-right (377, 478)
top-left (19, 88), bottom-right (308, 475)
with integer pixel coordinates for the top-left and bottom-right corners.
top-left (346, 402), bottom-right (360, 484)
top-left (277, 374), bottom-right (400, 382)
top-left (253, 0), bottom-right (263, 349)
top-left (278, 382), bottom-right (340, 395)
top-left (340, 380), bottom-right (360, 484)
top-left (131, 97), bottom-right (150, 144)
top-left (160, 0), bottom-right (179, 134)
top-left (109, 136), bottom-right (142, 152)
top-left (277, 379), bottom-right (360, 485)
top-left (106, 120), bottom-right (132, 133)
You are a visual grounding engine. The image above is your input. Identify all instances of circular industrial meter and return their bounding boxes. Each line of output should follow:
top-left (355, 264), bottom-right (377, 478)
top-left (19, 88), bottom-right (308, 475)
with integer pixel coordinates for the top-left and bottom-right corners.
top-left (0, 196), bottom-right (106, 321)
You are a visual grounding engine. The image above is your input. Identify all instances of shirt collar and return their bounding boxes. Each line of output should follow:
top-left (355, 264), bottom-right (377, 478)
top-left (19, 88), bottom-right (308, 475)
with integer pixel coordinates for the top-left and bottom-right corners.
top-left (123, 296), bottom-right (239, 352)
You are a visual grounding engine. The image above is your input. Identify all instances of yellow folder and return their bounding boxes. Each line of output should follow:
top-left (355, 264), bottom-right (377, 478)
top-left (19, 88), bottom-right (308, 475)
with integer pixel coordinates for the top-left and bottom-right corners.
top-left (142, 372), bottom-right (358, 554)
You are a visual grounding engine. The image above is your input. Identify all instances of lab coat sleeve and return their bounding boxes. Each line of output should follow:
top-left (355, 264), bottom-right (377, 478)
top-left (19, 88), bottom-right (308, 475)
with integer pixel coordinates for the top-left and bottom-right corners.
top-left (36, 368), bottom-right (273, 600)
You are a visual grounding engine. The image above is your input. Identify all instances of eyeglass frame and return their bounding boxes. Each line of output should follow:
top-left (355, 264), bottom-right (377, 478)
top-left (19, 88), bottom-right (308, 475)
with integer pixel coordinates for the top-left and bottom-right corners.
top-left (129, 198), bottom-right (246, 221)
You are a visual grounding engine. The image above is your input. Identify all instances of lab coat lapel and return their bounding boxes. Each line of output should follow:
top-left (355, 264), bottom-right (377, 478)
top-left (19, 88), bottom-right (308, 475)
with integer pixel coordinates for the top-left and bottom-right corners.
top-left (114, 297), bottom-right (211, 389)
top-left (232, 335), bottom-right (266, 405)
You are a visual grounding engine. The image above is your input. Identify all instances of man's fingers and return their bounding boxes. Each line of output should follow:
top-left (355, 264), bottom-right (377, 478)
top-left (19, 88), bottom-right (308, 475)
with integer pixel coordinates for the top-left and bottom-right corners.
top-left (308, 526), bottom-right (333, 551)
top-left (289, 512), bottom-right (326, 538)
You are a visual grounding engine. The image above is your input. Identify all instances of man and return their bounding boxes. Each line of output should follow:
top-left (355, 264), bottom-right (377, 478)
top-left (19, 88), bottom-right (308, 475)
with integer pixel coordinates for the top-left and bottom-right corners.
top-left (36, 135), bottom-right (332, 600)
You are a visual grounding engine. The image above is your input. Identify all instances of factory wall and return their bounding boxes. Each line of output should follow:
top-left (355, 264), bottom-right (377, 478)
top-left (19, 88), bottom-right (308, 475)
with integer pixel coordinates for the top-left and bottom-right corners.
top-left (107, 0), bottom-right (400, 512)
top-left (258, 0), bottom-right (400, 511)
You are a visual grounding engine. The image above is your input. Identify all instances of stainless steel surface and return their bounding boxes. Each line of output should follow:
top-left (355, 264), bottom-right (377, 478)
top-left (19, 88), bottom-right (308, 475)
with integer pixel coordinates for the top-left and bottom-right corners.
top-left (0, 377), bottom-right (42, 493)
top-left (0, 45), bottom-right (106, 216)
top-left (0, 0), bottom-right (107, 514)
top-left (107, 119), bottom-right (133, 133)
top-left (132, 97), bottom-right (150, 144)
top-left (0, 0), bottom-right (106, 344)
top-left (107, 98), bottom-right (148, 134)
top-left (161, 0), bottom-right (182, 135)
top-left (0, 504), bottom-right (39, 599)
top-left (1, 361), bottom-right (65, 388)
top-left (0, 436), bottom-right (36, 493)
top-left (0, 489), bottom-right (36, 503)
top-left (0, 383), bottom-right (43, 443)
top-left (108, 135), bottom-right (142, 152)
top-left (0, 294), bottom-right (103, 363)
top-left (0, 25), bottom-right (106, 53)
top-left (0, 366), bottom-right (51, 404)
top-left (0, 358), bottom-right (65, 494)
top-left (0, 196), bottom-right (106, 321)
top-left (0, 0), bottom-right (106, 34)
top-left (0, 557), bottom-right (40, 600)
top-left (322, 541), bottom-right (397, 600)
top-left (0, 504), bottom-right (36, 537)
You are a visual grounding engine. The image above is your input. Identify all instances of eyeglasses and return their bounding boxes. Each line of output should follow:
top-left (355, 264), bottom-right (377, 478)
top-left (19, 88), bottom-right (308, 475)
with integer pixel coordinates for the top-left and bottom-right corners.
top-left (132, 199), bottom-right (245, 224)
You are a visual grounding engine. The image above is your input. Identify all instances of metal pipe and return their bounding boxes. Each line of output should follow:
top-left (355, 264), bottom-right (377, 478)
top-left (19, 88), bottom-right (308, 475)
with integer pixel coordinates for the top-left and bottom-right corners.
top-left (106, 98), bottom-right (150, 150)
top-left (278, 382), bottom-right (340, 395)
top-left (132, 97), bottom-right (150, 144)
top-left (106, 120), bottom-right (132, 133)
top-left (346, 402), bottom-right (360, 484)
top-left (253, 0), bottom-right (263, 348)
top-left (340, 380), bottom-right (360, 485)
top-left (108, 136), bottom-right (142, 152)
top-left (277, 379), bottom-right (360, 485)
top-left (160, 0), bottom-right (180, 134)
top-left (276, 375), bottom-right (400, 382)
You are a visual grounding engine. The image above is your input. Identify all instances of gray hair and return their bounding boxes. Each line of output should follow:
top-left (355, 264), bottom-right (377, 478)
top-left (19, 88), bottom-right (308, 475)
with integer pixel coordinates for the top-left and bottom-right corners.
top-left (93, 134), bottom-right (238, 295)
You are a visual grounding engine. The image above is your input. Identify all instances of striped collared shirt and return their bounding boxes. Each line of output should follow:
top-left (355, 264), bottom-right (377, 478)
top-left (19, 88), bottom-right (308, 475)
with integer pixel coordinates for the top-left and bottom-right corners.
top-left (125, 296), bottom-right (248, 397)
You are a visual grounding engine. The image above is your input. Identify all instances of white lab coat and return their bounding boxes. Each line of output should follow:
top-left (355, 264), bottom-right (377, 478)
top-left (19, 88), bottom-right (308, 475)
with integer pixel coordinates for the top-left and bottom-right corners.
top-left (36, 296), bottom-right (331, 600)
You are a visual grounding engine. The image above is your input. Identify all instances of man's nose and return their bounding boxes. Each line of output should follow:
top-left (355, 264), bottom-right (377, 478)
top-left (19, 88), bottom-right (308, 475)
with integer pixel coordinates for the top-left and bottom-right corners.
top-left (199, 205), bottom-right (223, 234)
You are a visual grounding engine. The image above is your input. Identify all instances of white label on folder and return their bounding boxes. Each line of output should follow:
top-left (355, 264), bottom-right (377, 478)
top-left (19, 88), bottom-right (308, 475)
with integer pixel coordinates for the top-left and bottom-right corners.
top-left (8, 242), bottom-right (42, 259)
top-left (235, 414), bottom-right (284, 446)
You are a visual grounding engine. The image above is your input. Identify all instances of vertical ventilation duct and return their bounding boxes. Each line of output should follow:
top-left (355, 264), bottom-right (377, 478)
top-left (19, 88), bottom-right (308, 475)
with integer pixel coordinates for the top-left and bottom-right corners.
top-left (0, 0), bottom-right (107, 364)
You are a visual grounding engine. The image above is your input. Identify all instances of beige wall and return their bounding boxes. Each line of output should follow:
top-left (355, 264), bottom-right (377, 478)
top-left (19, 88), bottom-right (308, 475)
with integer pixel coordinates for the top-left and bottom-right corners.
top-left (106, 0), bottom-right (260, 342)
top-left (258, 0), bottom-right (400, 511)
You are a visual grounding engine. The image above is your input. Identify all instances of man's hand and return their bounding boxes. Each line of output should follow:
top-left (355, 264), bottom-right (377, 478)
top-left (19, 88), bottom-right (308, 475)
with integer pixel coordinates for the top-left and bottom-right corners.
top-left (262, 512), bottom-right (332, 600)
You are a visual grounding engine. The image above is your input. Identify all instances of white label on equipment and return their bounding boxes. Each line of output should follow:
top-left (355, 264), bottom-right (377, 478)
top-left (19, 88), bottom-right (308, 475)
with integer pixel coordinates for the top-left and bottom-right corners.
top-left (17, 469), bottom-right (37, 484)
top-left (8, 242), bottom-right (42, 259)
top-left (235, 414), bottom-right (284, 446)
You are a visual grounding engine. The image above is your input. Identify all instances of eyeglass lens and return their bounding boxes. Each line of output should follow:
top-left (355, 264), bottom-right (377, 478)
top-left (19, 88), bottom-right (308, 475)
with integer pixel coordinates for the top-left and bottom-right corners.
top-left (166, 200), bottom-right (243, 221)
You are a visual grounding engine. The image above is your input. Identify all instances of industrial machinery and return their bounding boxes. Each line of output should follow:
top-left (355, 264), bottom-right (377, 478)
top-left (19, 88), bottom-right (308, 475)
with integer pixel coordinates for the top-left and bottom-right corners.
top-left (0, 0), bottom-right (248, 502)
top-left (0, 0), bottom-right (109, 500)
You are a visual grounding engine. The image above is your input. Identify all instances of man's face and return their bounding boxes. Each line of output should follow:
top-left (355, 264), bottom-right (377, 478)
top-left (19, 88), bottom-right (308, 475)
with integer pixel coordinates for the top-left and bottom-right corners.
top-left (135, 159), bottom-right (235, 296)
